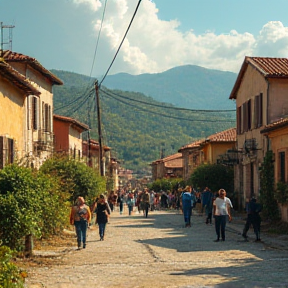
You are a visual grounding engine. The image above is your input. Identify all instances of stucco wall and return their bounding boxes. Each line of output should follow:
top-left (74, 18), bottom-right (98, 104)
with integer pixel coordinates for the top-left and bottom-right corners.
top-left (0, 76), bottom-right (26, 158)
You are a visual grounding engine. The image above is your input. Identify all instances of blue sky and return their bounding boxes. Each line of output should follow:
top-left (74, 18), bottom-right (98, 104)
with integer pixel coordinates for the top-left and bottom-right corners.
top-left (1, 0), bottom-right (288, 79)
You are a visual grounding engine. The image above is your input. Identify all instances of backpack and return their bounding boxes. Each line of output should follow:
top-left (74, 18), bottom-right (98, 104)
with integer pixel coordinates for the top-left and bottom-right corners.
top-left (182, 192), bottom-right (192, 203)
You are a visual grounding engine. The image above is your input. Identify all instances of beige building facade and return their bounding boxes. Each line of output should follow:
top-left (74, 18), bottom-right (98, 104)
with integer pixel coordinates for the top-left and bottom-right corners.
top-left (230, 57), bottom-right (288, 208)
top-left (1, 50), bottom-right (63, 168)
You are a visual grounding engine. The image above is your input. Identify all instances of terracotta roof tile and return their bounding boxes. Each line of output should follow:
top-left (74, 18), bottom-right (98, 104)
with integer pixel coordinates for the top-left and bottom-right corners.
top-left (54, 114), bottom-right (89, 131)
top-left (1, 50), bottom-right (63, 85)
top-left (178, 139), bottom-right (203, 151)
top-left (261, 117), bottom-right (288, 134)
top-left (0, 59), bottom-right (40, 96)
top-left (205, 127), bottom-right (236, 142)
top-left (230, 57), bottom-right (288, 99)
top-left (151, 153), bottom-right (182, 164)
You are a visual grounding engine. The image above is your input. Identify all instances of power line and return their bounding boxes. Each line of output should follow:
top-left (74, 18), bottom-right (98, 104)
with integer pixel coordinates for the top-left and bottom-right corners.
top-left (98, 0), bottom-right (142, 87)
top-left (54, 85), bottom-right (94, 112)
top-left (89, 0), bottom-right (108, 78)
top-left (100, 87), bottom-right (235, 113)
top-left (102, 90), bottom-right (236, 123)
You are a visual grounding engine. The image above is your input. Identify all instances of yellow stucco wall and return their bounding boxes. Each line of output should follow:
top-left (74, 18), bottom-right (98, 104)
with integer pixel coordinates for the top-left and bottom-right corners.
top-left (0, 76), bottom-right (26, 159)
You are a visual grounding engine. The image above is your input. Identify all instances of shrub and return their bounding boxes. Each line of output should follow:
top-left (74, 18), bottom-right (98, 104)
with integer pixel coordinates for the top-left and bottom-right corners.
top-left (188, 164), bottom-right (234, 194)
top-left (0, 245), bottom-right (26, 288)
top-left (259, 150), bottom-right (280, 221)
top-left (275, 182), bottom-right (288, 205)
top-left (39, 155), bottom-right (106, 205)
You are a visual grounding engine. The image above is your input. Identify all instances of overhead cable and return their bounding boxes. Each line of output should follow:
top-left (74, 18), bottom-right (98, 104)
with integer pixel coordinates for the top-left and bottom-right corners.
top-left (98, 0), bottom-right (142, 87)
top-left (100, 88), bottom-right (235, 113)
top-left (102, 90), bottom-right (236, 123)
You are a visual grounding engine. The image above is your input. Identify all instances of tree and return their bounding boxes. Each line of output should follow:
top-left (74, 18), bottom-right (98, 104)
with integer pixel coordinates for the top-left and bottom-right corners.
top-left (188, 164), bottom-right (234, 194)
top-left (39, 155), bottom-right (106, 205)
top-left (259, 151), bottom-right (280, 221)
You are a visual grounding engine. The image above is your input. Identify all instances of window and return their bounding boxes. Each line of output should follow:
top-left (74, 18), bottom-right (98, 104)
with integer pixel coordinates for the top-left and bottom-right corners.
top-left (279, 151), bottom-right (286, 182)
top-left (32, 96), bottom-right (39, 130)
top-left (0, 136), bottom-right (14, 169)
top-left (254, 93), bottom-right (263, 128)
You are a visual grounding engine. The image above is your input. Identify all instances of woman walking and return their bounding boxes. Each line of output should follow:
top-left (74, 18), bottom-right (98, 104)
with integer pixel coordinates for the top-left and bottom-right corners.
top-left (213, 189), bottom-right (233, 242)
top-left (70, 196), bottom-right (91, 249)
top-left (95, 194), bottom-right (111, 241)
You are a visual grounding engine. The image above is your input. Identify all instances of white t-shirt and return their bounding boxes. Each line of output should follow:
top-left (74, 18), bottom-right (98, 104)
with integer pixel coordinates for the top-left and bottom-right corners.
top-left (213, 197), bottom-right (233, 216)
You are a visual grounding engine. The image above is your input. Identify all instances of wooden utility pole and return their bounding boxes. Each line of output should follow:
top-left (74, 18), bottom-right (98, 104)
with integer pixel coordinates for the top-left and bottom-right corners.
top-left (95, 80), bottom-right (104, 176)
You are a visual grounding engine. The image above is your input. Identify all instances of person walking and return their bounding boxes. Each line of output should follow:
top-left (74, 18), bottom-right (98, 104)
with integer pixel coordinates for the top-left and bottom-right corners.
top-left (213, 189), bottom-right (233, 242)
top-left (94, 194), bottom-right (111, 241)
top-left (181, 186), bottom-right (194, 227)
top-left (205, 189), bottom-right (214, 224)
top-left (141, 188), bottom-right (150, 218)
top-left (69, 196), bottom-right (91, 249)
top-left (127, 191), bottom-right (135, 216)
top-left (242, 197), bottom-right (262, 242)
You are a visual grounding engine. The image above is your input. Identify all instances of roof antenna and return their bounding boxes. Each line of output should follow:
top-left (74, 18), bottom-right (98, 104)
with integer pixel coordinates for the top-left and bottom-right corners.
top-left (1, 22), bottom-right (15, 57)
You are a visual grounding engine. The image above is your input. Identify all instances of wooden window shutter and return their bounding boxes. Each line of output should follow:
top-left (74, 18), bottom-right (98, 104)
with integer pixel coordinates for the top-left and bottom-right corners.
top-left (259, 93), bottom-right (263, 127)
top-left (237, 106), bottom-right (242, 134)
top-left (0, 136), bottom-right (4, 169)
top-left (247, 99), bottom-right (251, 130)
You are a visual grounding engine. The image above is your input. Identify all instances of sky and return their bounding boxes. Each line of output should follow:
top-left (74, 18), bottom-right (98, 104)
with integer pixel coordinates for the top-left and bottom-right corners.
top-left (1, 0), bottom-right (288, 81)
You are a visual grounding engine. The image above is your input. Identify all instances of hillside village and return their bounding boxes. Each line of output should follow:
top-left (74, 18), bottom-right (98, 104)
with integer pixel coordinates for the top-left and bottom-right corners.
top-left (1, 50), bottom-right (288, 224)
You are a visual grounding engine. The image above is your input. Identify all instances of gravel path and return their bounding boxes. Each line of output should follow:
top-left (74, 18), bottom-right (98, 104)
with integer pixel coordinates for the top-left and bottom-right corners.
top-left (25, 209), bottom-right (288, 288)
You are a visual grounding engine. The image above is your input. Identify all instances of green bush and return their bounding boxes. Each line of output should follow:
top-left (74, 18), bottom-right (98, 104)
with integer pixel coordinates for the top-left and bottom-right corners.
top-left (39, 155), bottom-right (106, 205)
top-left (0, 164), bottom-right (70, 250)
top-left (275, 182), bottom-right (288, 205)
top-left (0, 245), bottom-right (25, 288)
top-left (148, 178), bottom-right (184, 192)
top-left (188, 164), bottom-right (234, 194)
top-left (259, 151), bottom-right (280, 221)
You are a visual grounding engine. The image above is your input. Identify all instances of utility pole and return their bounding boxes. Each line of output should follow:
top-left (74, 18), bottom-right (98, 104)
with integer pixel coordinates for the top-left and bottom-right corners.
top-left (1, 22), bottom-right (15, 57)
top-left (95, 80), bottom-right (104, 176)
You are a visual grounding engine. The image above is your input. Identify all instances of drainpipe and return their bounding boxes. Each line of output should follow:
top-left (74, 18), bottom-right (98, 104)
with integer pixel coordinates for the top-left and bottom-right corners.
top-left (265, 78), bottom-right (270, 126)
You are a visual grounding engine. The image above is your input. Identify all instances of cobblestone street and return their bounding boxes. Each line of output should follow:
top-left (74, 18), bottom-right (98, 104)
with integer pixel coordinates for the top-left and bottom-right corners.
top-left (26, 209), bottom-right (288, 288)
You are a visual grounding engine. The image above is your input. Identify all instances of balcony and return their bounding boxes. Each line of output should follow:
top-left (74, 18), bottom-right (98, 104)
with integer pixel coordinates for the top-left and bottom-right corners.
top-left (33, 130), bottom-right (54, 152)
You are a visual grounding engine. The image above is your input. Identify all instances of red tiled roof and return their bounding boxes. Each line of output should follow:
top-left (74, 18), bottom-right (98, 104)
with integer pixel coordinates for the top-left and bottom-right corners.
top-left (230, 57), bottom-right (288, 99)
top-left (205, 127), bottom-right (236, 143)
top-left (1, 50), bottom-right (63, 85)
top-left (178, 139), bottom-right (203, 152)
top-left (178, 128), bottom-right (236, 152)
top-left (0, 59), bottom-right (40, 96)
top-left (82, 139), bottom-right (111, 151)
top-left (54, 114), bottom-right (89, 131)
top-left (151, 153), bottom-right (182, 165)
top-left (261, 117), bottom-right (288, 134)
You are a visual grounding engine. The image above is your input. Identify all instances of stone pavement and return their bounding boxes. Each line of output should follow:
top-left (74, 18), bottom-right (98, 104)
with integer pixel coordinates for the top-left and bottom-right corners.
top-left (25, 208), bottom-right (288, 288)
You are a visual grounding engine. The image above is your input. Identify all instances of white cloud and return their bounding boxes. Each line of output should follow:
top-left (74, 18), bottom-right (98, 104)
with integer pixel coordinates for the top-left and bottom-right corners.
top-left (72, 0), bottom-right (102, 11)
top-left (254, 21), bottom-right (288, 57)
top-left (74, 0), bottom-right (288, 75)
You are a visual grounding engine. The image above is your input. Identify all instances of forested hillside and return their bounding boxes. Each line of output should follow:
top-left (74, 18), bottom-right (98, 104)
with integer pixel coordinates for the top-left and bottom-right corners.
top-left (102, 65), bottom-right (237, 110)
top-left (52, 69), bottom-right (236, 175)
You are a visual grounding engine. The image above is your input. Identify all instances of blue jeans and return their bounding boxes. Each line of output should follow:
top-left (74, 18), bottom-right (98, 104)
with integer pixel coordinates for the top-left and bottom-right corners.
top-left (128, 205), bottom-right (133, 215)
top-left (98, 222), bottom-right (106, 238)
top-left (183, 205), bottom-right (192, 224)
top-left (215, 215), bottom-right (227, 240)
top-left (74, 220), bottom-right (87, 247)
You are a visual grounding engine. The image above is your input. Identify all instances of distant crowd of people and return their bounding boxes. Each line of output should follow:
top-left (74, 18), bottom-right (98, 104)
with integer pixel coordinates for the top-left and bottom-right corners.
top-left (69, 185), bottom-right (262, 249)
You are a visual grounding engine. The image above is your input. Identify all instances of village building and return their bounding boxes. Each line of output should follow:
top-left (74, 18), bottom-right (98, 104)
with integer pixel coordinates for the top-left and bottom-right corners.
top-left (0, 50), bottom-right (63, 168)
top-left (53, 114), bottom-right (89, 160)
top-left (151, 153), bottom-right (183, 181)
top-left (0, 59), bottom-right (40, 167)
top-left (229, 57), bottom-right (288, 209)
top-left (261, 118), bottom-right (288, 222)
top-left (178, 128), bottom-right (236, 182)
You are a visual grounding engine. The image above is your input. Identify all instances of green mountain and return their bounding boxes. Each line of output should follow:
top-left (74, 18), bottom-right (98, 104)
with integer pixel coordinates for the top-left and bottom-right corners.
top-left (102, 65), bottom-right (237, 110)
top-left (51, 67), bottom-right (236, 175)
